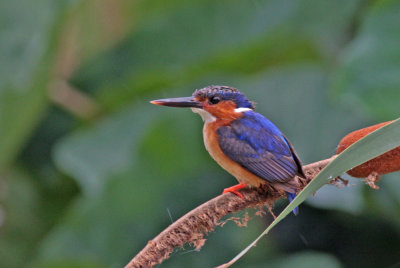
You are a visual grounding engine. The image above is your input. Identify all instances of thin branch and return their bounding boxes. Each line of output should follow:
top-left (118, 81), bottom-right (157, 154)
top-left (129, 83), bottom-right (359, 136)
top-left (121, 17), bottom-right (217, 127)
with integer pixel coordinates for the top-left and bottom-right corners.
top-left (125, 155), bottom-right (337, 268)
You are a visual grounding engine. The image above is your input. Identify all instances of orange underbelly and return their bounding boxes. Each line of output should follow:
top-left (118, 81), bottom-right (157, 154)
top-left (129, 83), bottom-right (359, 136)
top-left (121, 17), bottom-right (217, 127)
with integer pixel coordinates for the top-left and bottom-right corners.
top-left (203, 121), bottom-right (265, 187)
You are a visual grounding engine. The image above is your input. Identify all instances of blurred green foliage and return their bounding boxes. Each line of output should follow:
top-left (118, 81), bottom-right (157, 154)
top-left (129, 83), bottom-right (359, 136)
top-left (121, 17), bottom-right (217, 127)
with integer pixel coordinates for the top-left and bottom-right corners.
top-left (1, 0), bottom-right (400, 267)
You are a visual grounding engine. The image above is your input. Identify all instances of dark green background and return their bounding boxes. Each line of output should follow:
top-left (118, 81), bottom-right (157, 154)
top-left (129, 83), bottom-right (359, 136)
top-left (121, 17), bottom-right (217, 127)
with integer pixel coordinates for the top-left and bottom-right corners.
top-left (1, 0), bottom-right (400, 267)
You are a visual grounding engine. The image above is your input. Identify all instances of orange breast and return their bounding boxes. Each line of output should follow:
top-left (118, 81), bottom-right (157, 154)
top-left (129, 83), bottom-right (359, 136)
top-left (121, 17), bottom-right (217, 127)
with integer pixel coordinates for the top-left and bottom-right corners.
top-left (203, 120), bottom-right (266, 187)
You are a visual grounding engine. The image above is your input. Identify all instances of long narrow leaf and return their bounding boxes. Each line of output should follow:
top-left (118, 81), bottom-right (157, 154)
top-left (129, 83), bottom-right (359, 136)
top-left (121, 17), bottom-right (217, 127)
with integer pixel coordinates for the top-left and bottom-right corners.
top-left (218, 118), bottom-right (400, 268)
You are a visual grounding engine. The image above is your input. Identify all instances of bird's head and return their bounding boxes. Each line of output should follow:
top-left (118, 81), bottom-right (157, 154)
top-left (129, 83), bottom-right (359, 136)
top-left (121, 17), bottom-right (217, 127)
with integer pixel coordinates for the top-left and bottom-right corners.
top-left (151, 85), bottom-right (255, 122)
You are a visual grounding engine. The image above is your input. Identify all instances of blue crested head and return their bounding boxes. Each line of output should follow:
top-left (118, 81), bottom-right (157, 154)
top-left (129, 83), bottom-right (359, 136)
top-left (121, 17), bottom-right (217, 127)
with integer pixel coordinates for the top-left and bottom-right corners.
top-left (192, 85), bottom-right (255, 109)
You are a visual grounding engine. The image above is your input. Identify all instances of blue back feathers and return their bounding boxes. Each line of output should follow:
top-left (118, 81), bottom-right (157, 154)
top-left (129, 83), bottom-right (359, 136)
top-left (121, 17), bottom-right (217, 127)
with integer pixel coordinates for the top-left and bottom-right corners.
top-left (217, 110), bottom-right (303, 184)
top-left (193, 85), bottom-right (254, 108)
top-left (234, 112), bottom-right (290, 155)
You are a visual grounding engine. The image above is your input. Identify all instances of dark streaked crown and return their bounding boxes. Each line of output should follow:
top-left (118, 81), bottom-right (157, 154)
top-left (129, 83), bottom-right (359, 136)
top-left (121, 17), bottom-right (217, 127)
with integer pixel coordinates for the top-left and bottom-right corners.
top-left (193, 85), bottom-right (255, 109)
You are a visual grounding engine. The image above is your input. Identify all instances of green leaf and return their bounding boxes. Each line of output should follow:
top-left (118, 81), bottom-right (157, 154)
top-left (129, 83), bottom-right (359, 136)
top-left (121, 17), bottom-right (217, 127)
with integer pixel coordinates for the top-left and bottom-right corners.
top-left (219, 118), bottom-right (400, 267)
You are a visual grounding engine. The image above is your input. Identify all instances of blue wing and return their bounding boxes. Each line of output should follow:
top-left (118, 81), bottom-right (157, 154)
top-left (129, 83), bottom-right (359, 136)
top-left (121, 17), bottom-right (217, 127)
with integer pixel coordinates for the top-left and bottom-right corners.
top-left (217, 111), bottom-right (303, 184)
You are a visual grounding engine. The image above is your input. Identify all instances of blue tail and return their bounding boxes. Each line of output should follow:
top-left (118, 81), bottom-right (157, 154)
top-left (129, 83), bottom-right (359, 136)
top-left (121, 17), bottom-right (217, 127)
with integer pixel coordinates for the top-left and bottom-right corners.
top-left (286, 192), bottom-right (299, 216)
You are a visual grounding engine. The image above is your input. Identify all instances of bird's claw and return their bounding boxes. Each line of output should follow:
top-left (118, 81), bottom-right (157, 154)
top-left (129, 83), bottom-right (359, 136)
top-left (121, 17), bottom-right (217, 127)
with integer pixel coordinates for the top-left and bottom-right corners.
top-left (222, 183), bottom-right (247, 199)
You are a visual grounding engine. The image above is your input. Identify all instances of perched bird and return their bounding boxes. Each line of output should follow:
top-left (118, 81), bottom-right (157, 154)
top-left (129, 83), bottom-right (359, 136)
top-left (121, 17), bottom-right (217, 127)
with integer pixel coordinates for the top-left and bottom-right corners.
top-left (151, 86), bottom-right (304, 214)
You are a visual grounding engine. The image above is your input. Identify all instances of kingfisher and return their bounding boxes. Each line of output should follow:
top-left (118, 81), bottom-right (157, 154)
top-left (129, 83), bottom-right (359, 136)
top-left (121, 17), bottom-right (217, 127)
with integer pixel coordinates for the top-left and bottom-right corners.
top-left (151, 85), bottom-right (304, 214)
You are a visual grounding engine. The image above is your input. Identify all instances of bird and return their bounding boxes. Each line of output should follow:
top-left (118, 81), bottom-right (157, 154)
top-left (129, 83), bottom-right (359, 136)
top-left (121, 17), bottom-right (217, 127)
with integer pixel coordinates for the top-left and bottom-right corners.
top-left (150, 85), bottom-right (305, 215)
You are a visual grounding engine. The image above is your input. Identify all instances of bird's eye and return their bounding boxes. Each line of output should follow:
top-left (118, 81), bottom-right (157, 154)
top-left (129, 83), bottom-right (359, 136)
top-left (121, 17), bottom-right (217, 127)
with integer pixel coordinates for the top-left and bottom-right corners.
top-left (209, 96), bottom-right (221, 105)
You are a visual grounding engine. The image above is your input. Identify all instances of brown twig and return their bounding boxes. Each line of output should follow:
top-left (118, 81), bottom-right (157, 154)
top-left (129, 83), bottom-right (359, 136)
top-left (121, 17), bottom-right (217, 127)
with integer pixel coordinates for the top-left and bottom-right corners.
top-left (125, 155), bottom-right (337, 268)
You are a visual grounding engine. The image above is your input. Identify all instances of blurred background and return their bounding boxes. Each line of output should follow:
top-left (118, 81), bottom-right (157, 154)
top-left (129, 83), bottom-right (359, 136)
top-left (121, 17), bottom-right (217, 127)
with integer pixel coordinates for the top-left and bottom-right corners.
top-left (1, 0), bottom-right (400, 267)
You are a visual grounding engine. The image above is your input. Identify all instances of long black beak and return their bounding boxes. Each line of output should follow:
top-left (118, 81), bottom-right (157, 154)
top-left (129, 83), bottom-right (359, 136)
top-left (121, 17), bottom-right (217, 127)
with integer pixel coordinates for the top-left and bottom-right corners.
top-left (150, 97), bottom-right (202, 108)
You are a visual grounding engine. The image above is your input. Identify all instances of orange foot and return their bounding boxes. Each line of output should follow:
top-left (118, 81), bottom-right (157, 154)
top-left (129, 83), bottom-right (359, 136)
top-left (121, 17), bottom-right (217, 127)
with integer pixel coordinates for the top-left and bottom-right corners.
top-left (222, 183), bottom-right (247, 199)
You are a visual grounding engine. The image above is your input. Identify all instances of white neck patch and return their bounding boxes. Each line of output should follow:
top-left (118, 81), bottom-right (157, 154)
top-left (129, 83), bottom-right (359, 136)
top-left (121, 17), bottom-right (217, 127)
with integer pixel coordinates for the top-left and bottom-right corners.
top-left (191, 108), bottom-right (216, 123)
top-left (234, 107), bottom-right (252, 113)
